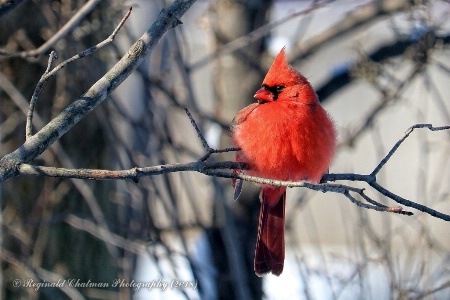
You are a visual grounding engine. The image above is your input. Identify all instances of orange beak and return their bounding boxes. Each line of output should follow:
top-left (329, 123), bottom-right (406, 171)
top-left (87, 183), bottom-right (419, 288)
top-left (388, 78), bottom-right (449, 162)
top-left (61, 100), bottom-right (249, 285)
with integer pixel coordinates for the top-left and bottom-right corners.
top-left (254, 87), bottom-right (274, 103)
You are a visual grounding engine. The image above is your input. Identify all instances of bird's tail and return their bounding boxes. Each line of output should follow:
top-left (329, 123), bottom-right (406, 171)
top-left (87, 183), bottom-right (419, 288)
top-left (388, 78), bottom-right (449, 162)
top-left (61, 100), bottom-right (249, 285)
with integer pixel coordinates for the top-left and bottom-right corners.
top-left (254, 187), bottom-right (286, 277)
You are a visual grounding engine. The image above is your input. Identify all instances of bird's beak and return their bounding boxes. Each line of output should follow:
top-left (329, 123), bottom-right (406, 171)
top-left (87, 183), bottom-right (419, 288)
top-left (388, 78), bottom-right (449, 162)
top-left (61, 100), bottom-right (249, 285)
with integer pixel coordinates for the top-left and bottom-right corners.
top-left (254, 87), bottom-right (274, 103)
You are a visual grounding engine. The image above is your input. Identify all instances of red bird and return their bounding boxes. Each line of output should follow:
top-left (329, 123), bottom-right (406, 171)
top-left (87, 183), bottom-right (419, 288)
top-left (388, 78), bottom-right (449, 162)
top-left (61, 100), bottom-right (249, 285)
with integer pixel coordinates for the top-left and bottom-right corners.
top-left (232, 48), bottom-right (337, 276)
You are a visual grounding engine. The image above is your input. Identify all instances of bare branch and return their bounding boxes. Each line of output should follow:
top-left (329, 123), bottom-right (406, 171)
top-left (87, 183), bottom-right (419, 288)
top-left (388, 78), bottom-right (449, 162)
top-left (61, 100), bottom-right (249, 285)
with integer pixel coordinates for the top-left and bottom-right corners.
top-left (0, 0), bottom-right (102, 58)
top-left (184, 108), bottom-right (240, 161)
top-left (15, 130), bottom-right (448, 221)
top-left (18, 161), bottom-right (242, 181)
top-left (25, 51), bottom-right (58, 139)
top-left (14, 121), bottom-right (450, 221)
top-left (26, 7), bottom-right (133, 139)
top-left (371, 124), bottom-right (450, 176)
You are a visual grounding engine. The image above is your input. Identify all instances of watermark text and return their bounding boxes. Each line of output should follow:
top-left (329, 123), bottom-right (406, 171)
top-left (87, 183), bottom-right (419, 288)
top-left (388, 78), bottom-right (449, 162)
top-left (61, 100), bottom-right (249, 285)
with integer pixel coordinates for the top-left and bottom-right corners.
top-left (11, 278), bottom-right (197, 292)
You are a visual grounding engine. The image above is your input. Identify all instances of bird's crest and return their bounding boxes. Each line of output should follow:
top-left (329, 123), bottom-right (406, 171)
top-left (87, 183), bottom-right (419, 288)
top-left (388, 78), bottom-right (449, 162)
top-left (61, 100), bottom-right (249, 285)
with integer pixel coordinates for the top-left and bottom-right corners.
top-left (262, 47), bottom-right (305, 88)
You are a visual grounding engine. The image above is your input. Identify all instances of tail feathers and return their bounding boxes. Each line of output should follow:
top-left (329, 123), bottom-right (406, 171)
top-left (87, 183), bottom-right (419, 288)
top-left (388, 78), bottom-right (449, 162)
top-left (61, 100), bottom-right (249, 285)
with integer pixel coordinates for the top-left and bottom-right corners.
top-left (254, 188), bottom-right (286, 276)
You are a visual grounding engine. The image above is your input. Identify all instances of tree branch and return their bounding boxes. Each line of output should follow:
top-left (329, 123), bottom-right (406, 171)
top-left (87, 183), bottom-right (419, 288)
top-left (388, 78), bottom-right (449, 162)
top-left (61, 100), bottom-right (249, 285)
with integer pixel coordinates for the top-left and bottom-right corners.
top-left (26, 7), bottom-right (132, 139)
top-left (18, 161), bottom-right (242, 181)
top-left (14, 117), bottom-right (450, 221)
top-left (0, 0), bottom-right (197, 183)
top-left (371, 124), bottom-right (450, 176)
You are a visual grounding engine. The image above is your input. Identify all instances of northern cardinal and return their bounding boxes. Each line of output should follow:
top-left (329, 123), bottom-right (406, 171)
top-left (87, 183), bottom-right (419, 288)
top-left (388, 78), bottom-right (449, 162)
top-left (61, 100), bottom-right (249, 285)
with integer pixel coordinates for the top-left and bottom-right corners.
top-left (232, 48), bottom-right (336, 276)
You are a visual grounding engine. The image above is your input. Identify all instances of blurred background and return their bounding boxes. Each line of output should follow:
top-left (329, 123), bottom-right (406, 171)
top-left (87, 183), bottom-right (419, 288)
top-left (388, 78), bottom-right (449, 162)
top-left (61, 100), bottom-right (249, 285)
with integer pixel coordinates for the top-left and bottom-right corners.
top-left (1, 0), bottom-right (449, 299)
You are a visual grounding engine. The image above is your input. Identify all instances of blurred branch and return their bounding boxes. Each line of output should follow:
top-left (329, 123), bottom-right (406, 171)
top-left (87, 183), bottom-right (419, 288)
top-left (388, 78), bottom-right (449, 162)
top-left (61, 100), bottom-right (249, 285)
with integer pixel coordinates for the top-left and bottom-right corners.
top-left (0, 0), bottom-right (197, 183)
top-left (0, 250), bottom-right (85, 299)
top-left (188, 0), bottom-right (414, 72)
top-left (330, 29), bottom-right (450, 147)
top-left (189, 0), bottom-right (332, 71)
top-left (65, 214), bottom-right (147, 254)
top-left (0, 0), bottom-right (101, 58)
top-left (0, 54), bottom-right (120, 258)
top-left (292, 0), bottom-right (413, 65)
top-left (342, 64), bottom-right (422, 147)
top-left (316, 33), bottom-right (450, 102)
top-left (137, 70), bottom-right (231, 130)
top-left (0, 0), bottom-right (25, 18)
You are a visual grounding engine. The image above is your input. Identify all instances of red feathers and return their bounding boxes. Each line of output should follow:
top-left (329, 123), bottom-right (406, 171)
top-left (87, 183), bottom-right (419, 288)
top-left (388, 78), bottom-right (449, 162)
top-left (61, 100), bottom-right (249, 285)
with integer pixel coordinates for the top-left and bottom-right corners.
top-left (232, 48), bottom-right (337, 276)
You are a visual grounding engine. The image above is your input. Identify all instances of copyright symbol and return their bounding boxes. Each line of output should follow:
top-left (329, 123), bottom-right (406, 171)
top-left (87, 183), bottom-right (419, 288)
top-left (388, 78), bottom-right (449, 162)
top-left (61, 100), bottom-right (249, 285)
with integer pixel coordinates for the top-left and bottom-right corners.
top-left (12, 279), bottom-right (21, 287)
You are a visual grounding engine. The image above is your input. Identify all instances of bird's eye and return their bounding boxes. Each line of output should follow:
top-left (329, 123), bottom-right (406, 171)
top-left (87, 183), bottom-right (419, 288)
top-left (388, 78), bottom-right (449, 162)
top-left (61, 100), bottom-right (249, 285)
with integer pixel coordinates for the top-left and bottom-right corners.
top-left (275, 85), bottom-right (285, 93)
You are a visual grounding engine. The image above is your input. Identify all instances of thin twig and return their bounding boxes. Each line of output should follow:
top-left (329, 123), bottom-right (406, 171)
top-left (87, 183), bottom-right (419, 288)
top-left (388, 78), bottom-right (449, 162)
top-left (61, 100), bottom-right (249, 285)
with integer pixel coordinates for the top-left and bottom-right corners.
top-left (184, 108), bottom-right (240, 161)
top-left (342, 66), bottom-right (422, 146)
top-left (371, 124), bottom-right (450, 176)
top-left (25, 50), bottom-right (58, 139)
top-left (25, 7), bottom-right (133, 139)
top-left (184, 108), bottom-right (209, 151)
top-left (368, 181), bottom-right (449, 220)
